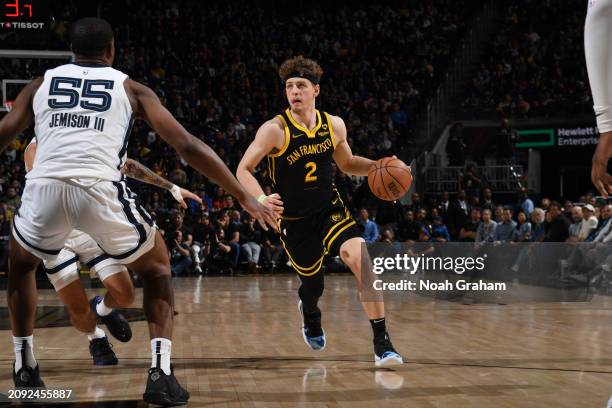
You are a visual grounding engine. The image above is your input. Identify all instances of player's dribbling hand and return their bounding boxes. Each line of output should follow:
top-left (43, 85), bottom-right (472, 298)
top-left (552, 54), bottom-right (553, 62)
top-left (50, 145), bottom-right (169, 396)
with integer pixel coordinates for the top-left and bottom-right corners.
top-left (591, 161), bottom-right (612, 198)
top-left (240, 195), bottom-right (278, 232)
top-left (169, 185), bottom-right (203, 208)
top-left (179, 187), bottom-right (203, 208)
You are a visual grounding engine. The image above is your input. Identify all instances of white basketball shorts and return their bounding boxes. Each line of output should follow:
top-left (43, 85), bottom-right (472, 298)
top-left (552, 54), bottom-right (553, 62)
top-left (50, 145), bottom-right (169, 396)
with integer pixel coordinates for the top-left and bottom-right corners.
top-left (43, 229), bottom-right (128, 291)
top-left (13, 177), bottom-right (156, 268)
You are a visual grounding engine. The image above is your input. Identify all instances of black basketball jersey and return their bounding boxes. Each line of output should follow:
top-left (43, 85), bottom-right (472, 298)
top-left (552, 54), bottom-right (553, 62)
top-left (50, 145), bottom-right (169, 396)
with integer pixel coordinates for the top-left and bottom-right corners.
top-left (267, 108), bottom-right (336, 218)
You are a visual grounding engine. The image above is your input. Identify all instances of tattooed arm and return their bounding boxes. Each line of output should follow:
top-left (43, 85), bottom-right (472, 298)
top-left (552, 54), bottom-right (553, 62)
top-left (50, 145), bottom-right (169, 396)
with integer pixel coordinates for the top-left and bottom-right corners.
top-left (121, 158), bottom-right (202, 208)
top-left (122, 158), bottom-right (174, 190)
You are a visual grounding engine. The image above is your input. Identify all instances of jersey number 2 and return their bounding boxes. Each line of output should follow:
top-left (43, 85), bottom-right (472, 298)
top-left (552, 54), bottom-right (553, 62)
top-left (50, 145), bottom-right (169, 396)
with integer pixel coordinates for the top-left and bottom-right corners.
top-left (48, 77), bottom-right (114, 112)
top-left (305, 162), bottom-right (317, 182)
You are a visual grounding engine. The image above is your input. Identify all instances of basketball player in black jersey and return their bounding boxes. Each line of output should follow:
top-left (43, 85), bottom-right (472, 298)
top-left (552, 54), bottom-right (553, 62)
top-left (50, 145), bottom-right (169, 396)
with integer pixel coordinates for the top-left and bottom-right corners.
top-left (237, 56), bottom-right (403, 366)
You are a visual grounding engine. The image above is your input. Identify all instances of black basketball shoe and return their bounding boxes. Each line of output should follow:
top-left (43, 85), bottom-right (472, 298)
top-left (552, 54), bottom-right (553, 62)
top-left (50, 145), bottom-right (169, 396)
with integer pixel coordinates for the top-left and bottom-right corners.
top-left (90, 296), bottom-right (132, 342)
top-left (13, 363), bottom-right (45, 388)
top-left (143, 365), bottom-right (190, 406)
top-left (89, 337), bottom-right (118, 366)
top-left (298, 301), bottom-right (326, 350)
top-left (374, 332), bottom-right (403, 367)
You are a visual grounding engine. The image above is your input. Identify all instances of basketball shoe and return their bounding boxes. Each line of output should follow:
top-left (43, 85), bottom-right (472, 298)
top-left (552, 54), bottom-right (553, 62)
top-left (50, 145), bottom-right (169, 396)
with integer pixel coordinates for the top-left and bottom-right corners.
top-left (13, 363), bottom-right (45, 388)
top-left (374, 332), bottom-right (403, 367)
top-left (298, 301), bottom-right (326, 351)
top-left (89, 337), bottom-right (118, 366)
top-left (90, 296), bottom-right (132, 342)
top-left (143, 365), bottom-right (190, 406)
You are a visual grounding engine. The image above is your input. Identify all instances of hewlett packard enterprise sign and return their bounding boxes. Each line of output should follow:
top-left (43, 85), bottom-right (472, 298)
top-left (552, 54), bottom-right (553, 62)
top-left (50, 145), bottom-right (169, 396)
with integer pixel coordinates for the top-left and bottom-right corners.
top-left (516, 126), bottom-right (599, 148)
top-left (557, 126), bottom-right (599, 146)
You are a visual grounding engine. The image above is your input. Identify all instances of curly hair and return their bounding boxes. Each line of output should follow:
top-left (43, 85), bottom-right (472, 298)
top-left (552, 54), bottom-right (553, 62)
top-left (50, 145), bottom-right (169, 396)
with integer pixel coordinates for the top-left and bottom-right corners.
top-left (278, 56), bottom-right (323, 84)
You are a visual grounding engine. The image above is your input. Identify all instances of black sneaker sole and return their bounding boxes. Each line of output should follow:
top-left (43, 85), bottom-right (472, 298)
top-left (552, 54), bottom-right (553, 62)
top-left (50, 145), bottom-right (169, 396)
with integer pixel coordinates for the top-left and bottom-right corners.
top-left (143, 391), bottom-right (188, 406)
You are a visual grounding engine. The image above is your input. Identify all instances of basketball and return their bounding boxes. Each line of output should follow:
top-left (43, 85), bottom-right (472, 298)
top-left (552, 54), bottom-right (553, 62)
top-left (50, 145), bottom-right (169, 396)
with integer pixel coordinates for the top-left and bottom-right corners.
top-left (367, 157), bottom-right (412, 201)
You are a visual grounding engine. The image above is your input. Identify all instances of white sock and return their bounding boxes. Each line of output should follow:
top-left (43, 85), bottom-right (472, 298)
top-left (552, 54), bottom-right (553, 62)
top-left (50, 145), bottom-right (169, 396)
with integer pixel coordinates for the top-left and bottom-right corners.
top-left (13, 335), bottom-right (36, 373)
top-left (96, 297), bottom-right (113, 317)
top-left (87, 326), bottom-right (107, 341)
top-left (151, 338), bottom-right (172, 375)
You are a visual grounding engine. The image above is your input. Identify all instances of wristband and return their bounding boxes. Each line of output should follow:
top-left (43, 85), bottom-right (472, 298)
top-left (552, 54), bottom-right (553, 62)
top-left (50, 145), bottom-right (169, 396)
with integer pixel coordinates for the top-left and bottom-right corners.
top-left (257, 194), bottom-right (267, 204)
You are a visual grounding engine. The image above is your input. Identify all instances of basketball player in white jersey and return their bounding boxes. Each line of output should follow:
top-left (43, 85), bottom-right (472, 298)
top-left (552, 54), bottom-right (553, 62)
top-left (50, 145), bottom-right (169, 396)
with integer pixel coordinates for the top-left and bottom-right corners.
top-left (585, 0), bottom-right (612, 197)
top-left (25, 139), bottom-right (202, 366)
top-left (0, 17), bottom-right (277, 406)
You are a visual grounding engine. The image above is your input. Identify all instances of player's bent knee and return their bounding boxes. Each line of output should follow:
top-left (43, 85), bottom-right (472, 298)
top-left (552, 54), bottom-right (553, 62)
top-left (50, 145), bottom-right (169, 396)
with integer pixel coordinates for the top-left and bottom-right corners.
top-left (107, 283), bottom-right (134, 307)
top-left (137, 259), bottom-right (171, 280)
top-left (116, 284), bottom-right (135, 306)
top-left (129, 257), bottom-right (171, 280)
top-left (339, 238), bottom-right (364, 270)
top-left (99, 267), bottom-right (135, 306)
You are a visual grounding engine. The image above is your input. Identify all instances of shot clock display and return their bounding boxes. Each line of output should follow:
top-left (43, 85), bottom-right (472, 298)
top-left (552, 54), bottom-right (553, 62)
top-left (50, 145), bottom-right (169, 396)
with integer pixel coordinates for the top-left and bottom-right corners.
top-left (1, 0), bottom-right (55, 48)
top-left (4, 0), bottom-right (33, 18)
top-left (1, 0), bottom-right (49, 30)
top-left (2, 0), bottom-right (46, 22)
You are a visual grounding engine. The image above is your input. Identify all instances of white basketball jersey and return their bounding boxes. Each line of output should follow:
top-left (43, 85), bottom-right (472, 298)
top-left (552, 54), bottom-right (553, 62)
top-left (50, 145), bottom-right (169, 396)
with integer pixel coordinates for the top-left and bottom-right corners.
top-left (30, 63), bottom-right (133, 181)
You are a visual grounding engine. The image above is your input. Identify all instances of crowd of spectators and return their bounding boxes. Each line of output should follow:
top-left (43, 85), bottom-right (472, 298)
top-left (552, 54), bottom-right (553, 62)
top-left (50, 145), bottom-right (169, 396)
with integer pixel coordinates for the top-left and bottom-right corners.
top-left (461, 0), bottom-right (591, 120)
top-left (357, 188), bottom-right (610, 245)
top-left (3, 151), bottom-right (609, 276)
top-left (0, 1), bottom-right (479, 274)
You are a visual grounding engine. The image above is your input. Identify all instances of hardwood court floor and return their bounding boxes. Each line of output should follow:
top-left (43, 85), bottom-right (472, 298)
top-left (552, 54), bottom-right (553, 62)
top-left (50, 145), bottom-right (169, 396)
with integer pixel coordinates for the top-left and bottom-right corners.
top-left (1, 274), bottom-right (612, 407)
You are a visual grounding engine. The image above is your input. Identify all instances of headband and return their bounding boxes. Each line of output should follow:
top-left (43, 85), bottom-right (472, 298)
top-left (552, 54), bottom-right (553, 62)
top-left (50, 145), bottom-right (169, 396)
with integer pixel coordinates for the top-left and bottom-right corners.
top-left (284, 70), bottom-right (319, 85)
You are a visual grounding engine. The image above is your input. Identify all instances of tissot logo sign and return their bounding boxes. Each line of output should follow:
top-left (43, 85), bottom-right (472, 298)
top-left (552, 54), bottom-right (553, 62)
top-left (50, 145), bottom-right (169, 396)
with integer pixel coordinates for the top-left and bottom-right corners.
top-left (516, 126), bottom-right (600, 148)
top-left (0, 21), bottom-right (44, 28)
top-left (1, 0), bottom-right (48, 29)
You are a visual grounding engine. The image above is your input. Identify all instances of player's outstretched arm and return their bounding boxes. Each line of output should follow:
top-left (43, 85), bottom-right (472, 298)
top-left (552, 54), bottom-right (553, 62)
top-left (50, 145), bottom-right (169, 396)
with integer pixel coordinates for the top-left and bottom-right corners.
top-left (126, 79), bottom-right (276, 229)
top-left (0, 78), bottom-right (42, 152)
top-left (26, 142), bottom-right (200, 208)
top-left (122, 158), bottom-right (202, 208)
top-left (330, 115), bottom-right (376, 176)
top-left (236, 120), bottom-right (284, 216)
top-left (592, 133), bottom-right (612, 197)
